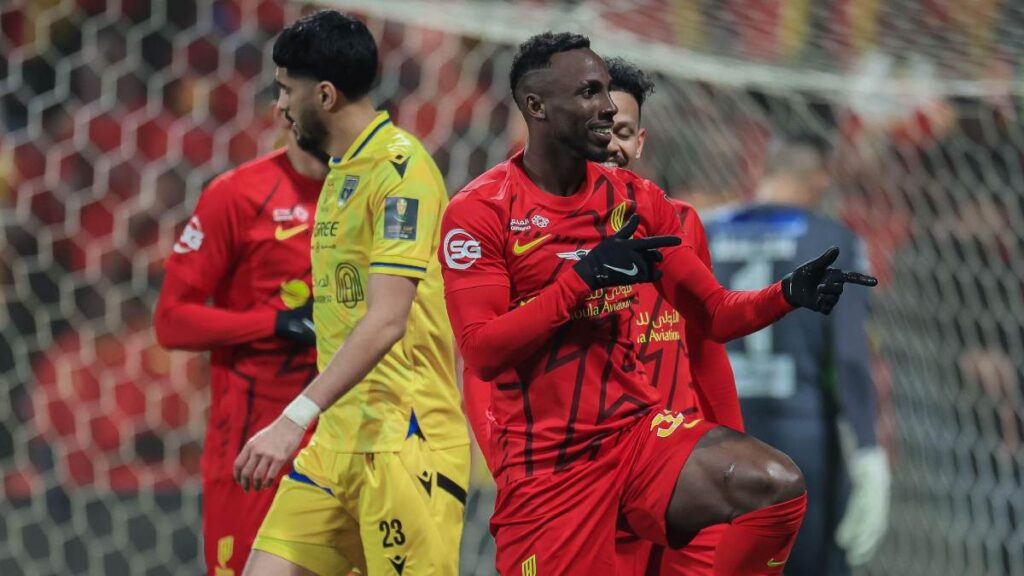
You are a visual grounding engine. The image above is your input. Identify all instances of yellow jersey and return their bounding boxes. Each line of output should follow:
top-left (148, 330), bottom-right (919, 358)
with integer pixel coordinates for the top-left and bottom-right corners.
top-left (311, 111), bottom-right (467, 453)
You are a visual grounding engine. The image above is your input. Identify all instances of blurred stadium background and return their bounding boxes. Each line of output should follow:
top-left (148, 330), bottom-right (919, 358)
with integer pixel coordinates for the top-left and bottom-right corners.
top-left (1, 0), bottom-right (1022, 574)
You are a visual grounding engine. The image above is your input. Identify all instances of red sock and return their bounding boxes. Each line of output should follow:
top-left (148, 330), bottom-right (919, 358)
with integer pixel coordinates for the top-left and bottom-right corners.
top-left (712, 492), bottom-right (807, 575)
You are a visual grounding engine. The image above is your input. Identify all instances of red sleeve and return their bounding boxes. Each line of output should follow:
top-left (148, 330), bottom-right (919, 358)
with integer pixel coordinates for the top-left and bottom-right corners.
top-left (155, 174), bottom-right (280, 349)
top-left (679, 207), bottom-right (744, 431)
top-left (153, 270), bottom-right (276, 350)
top-left (439, 195), bottom-right (591, 381)
top-left (163, 175), bottom-right (240, 294)
top-left (645, 188), bottom-right (794, 342)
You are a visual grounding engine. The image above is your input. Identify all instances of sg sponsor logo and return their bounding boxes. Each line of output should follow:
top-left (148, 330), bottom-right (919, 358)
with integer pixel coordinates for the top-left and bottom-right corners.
top-left (443, 228), bottom-right (481, 269)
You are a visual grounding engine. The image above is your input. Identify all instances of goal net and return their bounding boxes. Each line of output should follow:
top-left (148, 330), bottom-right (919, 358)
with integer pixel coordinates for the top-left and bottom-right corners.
top-left (2, 0), bottom-right (1021, 575)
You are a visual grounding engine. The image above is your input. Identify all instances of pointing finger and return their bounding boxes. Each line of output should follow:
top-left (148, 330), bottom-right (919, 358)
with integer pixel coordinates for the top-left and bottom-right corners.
top-left (842, 271), bottom-right (878, 287)
top-left (629, 235), bottom-right (682, 250)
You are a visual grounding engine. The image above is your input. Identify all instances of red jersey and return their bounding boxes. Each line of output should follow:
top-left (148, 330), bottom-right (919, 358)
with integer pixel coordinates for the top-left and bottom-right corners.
top-left (440, 152), bottom-right (789, 486)
top-left (461, 196), bottom-right (743, 478)
top-left (633, 199), bottom-right (743, 431)
top-left (160, 148), bottom-right (322, 478)
top-left (633, 200), bottom-right (702, 416)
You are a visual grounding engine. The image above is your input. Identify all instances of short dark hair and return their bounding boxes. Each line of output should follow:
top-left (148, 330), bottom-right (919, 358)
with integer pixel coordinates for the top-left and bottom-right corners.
top-left (273, 11), bottom-right (378, 101)
top-left (607, 57), bottom-right (655, 112)
top-left (509, 31), bottom-right (590, 105)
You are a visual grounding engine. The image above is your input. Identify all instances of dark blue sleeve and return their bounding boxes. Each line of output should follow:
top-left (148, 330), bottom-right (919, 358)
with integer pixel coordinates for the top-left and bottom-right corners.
top-left (832, 228), bottom-right (877, 448)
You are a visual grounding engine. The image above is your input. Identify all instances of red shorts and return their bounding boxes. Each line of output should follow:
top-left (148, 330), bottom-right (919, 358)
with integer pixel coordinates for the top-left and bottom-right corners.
top-left (202, 476), bottom-right (279, 574)
top-left (490, 409), bottom-right (715, 575)
top-left (616, 523), bottom-right (726, 575)
top-left (201, 385), bottom-right (312, 575)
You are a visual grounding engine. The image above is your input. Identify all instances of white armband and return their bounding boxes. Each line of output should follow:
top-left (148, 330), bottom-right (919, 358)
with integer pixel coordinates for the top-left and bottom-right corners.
top-left (282, 395), bottom-right (321, 430)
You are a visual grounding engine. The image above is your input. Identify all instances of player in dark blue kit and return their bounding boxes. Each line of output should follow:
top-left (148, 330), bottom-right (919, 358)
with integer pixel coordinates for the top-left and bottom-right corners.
top-left (705, 133), bottom-right (891, 575)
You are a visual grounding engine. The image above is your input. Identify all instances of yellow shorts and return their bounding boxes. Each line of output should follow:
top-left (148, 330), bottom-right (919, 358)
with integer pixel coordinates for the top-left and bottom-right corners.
top-left (252, 435), bottom-right (469, 576)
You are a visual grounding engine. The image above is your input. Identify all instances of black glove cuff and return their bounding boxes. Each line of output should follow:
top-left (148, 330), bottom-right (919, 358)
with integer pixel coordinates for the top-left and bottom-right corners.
top-left (780, 274), bottom-right (797, 307)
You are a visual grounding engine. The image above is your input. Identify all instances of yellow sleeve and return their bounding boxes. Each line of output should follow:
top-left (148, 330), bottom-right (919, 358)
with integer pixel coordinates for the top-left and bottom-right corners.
top-left (368, 155), bottom-right (445, 279)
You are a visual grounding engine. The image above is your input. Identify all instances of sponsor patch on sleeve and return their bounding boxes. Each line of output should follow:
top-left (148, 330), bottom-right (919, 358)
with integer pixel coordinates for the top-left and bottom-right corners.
top-left (173, 215), bottom-right (204, 254)
top-left (383, 197), bottom-right (419, 240)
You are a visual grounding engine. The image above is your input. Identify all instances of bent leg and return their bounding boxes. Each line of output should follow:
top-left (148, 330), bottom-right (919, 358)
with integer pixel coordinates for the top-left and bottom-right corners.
top-left (665, 426), bottom-right (806, 575)
top-left (666, 426), bottom-right (804, 535)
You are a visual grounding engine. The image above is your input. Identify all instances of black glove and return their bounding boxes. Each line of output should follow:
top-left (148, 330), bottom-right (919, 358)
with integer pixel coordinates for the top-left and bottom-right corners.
top-left (781, 246), bottom-right (877, 314)
top-left (275, 302), bottom-right (316, 346)
top-left (574, 214), bottom-right (681, 290)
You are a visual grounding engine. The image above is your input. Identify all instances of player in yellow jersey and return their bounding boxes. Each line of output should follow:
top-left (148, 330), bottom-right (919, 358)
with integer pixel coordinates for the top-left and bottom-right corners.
top-left (233, 11), bottom-right (469, 576)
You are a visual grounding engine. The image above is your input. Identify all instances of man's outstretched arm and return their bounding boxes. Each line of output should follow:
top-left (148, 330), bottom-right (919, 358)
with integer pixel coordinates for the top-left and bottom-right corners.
top-left (657, 245), bottom-right (876, 342)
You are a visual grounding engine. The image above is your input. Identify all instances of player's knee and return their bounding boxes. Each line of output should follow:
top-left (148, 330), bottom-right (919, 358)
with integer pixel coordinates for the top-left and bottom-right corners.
top-left (763, 450), bottom-right (805, 504)
top-left (726, 447), bottom-right (804, 515)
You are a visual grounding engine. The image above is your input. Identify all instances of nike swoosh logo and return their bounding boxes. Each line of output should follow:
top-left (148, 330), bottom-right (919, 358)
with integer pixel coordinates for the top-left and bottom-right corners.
top-left (603, 263), bottom-right (638, 276)
top-left (767, 558), bottom-right (787, 567)
top-left (683, 418), bottom-right (703, 429)
top-left (275, 223), bottom-right (309, 241)
top-left (512, 234), bottom-right (552, 255)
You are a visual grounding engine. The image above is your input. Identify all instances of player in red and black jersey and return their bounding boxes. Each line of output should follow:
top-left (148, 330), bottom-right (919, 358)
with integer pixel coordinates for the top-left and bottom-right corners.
top-left (154, 109), bottom-right (326, 575)
top-left (440, 33), bottom-right (876, 575)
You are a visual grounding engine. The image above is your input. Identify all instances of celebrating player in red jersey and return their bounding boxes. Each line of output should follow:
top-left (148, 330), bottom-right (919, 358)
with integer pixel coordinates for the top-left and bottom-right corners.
top-left (602, 58), bottom-right (737, 576)
top-left (460, 58), bottom-right (743, 476)
top-left (154, 109), bottom-right (326, 575)
top-left (440, 33), bottom-right (877, 575)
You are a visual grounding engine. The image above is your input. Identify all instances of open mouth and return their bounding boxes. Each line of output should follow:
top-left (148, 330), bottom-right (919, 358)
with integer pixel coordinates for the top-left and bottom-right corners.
top-left (590, 124), bottom-right (612, 146)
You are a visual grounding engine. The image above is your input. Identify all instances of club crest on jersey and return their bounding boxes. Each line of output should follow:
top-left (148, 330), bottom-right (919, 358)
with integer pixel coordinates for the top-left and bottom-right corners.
top-left (338, 175), bottom-right (360, 206)
top-left (610, 201), bottom-right (632, 232)
top-left (521, 554), bottom-right (537, 576)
